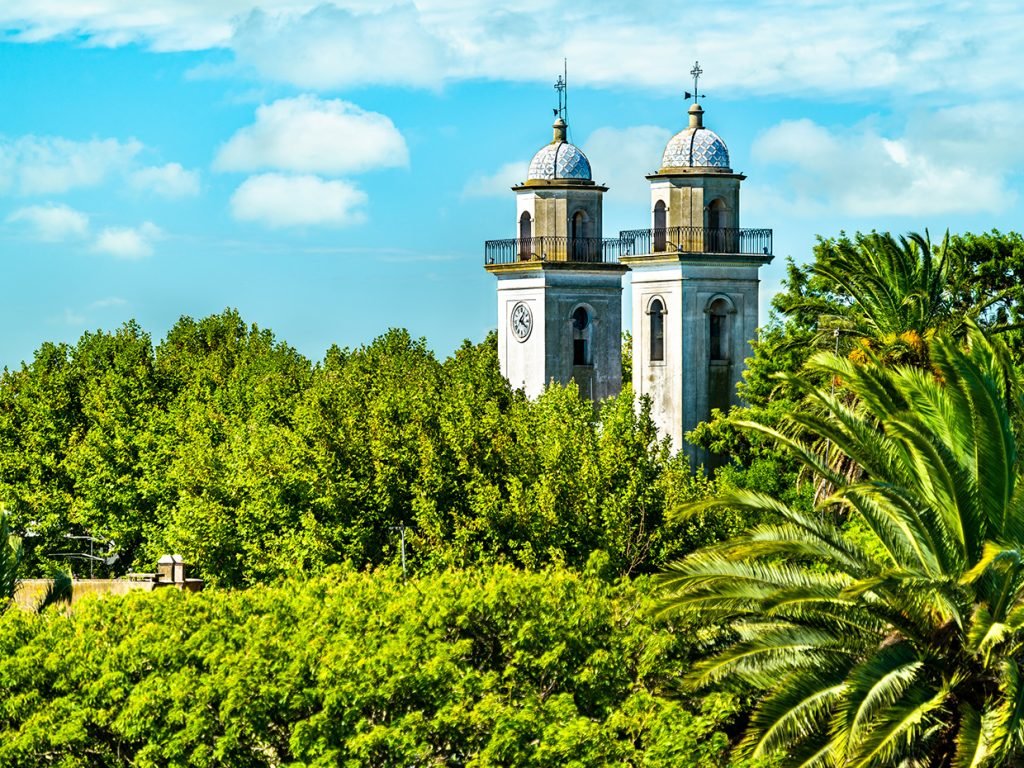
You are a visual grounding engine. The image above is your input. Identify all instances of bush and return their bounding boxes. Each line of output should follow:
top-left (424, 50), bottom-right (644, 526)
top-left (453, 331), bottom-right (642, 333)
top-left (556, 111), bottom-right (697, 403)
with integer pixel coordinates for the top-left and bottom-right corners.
top-left (0, 565), bottom-right (767, 767)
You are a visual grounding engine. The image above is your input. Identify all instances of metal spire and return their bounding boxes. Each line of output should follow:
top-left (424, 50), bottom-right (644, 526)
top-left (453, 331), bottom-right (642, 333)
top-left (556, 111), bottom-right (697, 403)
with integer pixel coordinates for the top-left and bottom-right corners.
top-left (684, 60), bottom-right (706, 103)
top-left (554, 59), bottom-right (567, 121)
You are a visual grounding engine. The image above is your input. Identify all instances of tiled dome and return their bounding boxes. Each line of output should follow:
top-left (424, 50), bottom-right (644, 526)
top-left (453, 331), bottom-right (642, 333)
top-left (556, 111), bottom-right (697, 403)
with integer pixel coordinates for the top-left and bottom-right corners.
top-left (661, 127), bottom-right (730, 169)
top-left (527, 140), bottom-right (592, 181)
top-left (659, 102), bottom-right (731, 171)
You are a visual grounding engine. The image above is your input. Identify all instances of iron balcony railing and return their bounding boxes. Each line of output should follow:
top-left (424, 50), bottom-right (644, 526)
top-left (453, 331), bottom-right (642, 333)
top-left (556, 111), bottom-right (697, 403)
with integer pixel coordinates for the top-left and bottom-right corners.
top-left (484, 236), bottom-right (621, 266)
top-left (618, 226), bottom-right (773, 257)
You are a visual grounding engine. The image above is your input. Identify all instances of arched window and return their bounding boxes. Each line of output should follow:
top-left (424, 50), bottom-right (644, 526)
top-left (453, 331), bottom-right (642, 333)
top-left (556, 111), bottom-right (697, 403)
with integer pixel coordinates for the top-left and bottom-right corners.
top-left (653, 200), bottom-right (667, 252)
top-left (708, 298), bottom-right (730, 361)
top-left (571, 211), bottom-right (586, 239)
top-left (571, 210), bottom-right (588, 261)
top-left (649, 298), bottom-right (665, 361)
top-left (519, 211), bottom-right (531, 260)
top-left (707, 297), bottom-right (734, 419)
top-left (572, 306), bottom-right (591, 365)
top-left (706, 199), bottom-right (731, 252)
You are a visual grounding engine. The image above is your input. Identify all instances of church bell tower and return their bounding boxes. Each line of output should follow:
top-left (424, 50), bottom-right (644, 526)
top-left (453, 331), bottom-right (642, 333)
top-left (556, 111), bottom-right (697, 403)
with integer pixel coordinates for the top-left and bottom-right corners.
top-left (484, 74), bottom-right (628, 400)
top-left (620, 63), bottom-right (773, 452)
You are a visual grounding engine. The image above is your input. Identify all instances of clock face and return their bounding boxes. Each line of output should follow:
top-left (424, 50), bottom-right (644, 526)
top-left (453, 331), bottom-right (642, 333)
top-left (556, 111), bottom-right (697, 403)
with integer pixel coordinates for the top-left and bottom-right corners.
top-left (510, 302), bottom-right (533, 342)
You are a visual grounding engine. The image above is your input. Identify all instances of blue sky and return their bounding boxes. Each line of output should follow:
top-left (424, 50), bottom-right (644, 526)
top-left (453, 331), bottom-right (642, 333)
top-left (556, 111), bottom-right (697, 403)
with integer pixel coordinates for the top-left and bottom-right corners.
top-left (2, 1), bottom-right (1023, 368)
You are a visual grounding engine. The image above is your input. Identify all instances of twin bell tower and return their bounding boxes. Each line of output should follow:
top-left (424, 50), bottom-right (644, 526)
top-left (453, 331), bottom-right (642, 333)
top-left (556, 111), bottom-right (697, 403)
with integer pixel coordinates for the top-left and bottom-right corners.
top-left (483, 64), bottom-right (773, 454)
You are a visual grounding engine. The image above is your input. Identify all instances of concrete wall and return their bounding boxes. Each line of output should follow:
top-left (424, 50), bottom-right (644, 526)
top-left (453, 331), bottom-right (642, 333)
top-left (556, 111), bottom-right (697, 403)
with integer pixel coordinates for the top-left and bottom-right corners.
top-left (497, 272), bottom-right (547, 397)
top-left (14, 576), bottom-right (203, 610)
top-left (649, 174), bottom-right (742, 231)
top-left (496, 267), bottom-right (625, 401)
top-left (14, 578), bottom-right (153, 610)
top-left (630, 257), bottom-right (762, 454)
top-left (516, 187), bottom-right (604, 243)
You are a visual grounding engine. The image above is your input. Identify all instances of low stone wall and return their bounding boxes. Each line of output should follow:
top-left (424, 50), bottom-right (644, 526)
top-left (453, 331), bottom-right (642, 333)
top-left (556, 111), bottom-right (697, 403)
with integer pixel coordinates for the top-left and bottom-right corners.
top-left (14, 577), bottom-right (201, 611)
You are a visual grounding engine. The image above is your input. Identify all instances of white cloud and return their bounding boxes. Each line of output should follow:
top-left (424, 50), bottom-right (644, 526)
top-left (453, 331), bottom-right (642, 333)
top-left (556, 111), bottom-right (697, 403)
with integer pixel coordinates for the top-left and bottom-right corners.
top-left (129, 162), bottom-right (200, 197)
top-left (215, 96), bottom-right (408, 175)
top-left (232, 5), bottom-right (451, 90)
top-left (6, 203), bottom-right (90, 241)
top-left (751, 103), bottom-right (1024, 217)
top-left (0, 136), bottom-right (142, 195)
top-left (89, 296), bottom-right (129, 309)
top-left (4, 2), bottom-right (1024, 102)
top-left (229, 173), bottom-right (367, 228)
top-left (93, 221), bottom-right (163, 259)
top-left (583, 126), bottom-right (672, 202)
top-left (57, 297), bottom-right (129, 328)
top-left (462, 161), bottom-right (527, 198)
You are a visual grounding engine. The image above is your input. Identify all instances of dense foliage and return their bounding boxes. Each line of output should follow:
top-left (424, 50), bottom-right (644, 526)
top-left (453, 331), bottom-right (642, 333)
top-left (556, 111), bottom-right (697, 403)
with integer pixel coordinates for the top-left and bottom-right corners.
top-left (690, 230), bottom-right (1024, 503)
top-left (1, 511), bottom-right (70, 614)
top-left (670, 230), bottom-right (1024, 766)
top-left (663, 329), bottom-right (1024, 766)
top-left (0, 312), bottom-right (705, 586)
top-left (0, 564), bottom-right (770, 768)
top-left (5, 228), bottom-right (1023, 767)
top-left (738, 229), bottom-right (1024, 409)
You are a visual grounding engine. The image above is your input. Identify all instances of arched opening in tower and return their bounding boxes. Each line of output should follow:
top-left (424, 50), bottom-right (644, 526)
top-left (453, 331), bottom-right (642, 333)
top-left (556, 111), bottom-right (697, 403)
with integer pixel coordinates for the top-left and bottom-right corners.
top-left (572, 306), bottom-right (591, 366)
top-left (649, 298), bottom-right (665, 362)
top-left (519, 212), bottom-right (532, 260)
top-left (653, 200), bottom-right (667, 252)
top-left (707, 297), bottom-right (732, 418)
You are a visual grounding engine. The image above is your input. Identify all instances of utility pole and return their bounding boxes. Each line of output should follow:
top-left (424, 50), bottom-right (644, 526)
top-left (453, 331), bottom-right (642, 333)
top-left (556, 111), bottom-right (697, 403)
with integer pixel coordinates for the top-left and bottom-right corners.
top-left (391, 524), bottom-right (407, 579)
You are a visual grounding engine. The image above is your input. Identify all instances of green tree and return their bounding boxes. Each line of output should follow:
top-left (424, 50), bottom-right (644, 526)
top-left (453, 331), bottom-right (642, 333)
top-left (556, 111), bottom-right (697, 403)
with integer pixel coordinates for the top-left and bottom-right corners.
top-left (0, 510), bottom-right (70, 613)
top-left (0, 341), bottom-right (84, 574)
top-left (947, 230), bottom-right (1024, 337)
top-left (0, 511), bottom-right (18, 610)
top-left (62, 321), bottom-right (161, 570)
top-left (146, 309), bottom-right (315, 586)
top-left (622, 331), bottom-right (633, 384)
top-left (0, 564), bottom-right (769, 767)
top-left (290, 328), bottom-right (444, 574)
top-left (660, 327), bottom-right (1024, 766)
top-left (742, 230), bottom-right (1024, 407)
top-left (792, 230), bottom-right (969, 365)
top-left (0, 312), bottom-right (714, 584)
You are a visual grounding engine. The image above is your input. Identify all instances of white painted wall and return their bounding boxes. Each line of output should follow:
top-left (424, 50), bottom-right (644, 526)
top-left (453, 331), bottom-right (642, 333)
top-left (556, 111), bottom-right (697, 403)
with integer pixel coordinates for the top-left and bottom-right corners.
top-left (495, 267), bottom-right (626, 400)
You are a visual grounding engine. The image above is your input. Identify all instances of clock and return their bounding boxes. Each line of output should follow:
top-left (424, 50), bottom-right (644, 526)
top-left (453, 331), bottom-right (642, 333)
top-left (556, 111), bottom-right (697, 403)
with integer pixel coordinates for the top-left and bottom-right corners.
top-left (510, 302), bottom-right (533, 342)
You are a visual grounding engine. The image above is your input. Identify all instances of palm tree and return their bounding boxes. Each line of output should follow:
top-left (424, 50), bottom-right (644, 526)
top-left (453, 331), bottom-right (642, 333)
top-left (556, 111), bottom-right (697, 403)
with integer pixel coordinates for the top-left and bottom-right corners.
top-left (780, 230), bottom-right (1019, 369)
top-left (660, 328), bottom-right (1024, 766)
top-left (1, 511), bottom-right (71, 613)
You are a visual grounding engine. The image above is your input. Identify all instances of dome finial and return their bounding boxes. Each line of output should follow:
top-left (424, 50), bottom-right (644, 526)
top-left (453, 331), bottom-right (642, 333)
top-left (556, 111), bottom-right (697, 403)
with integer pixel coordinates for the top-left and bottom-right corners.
top-left (552, 114), bottom-right (567, 143)
top-left (554, 62), bottom-right (567, 120)
top-left (688, 102), bottom-right (704, 129)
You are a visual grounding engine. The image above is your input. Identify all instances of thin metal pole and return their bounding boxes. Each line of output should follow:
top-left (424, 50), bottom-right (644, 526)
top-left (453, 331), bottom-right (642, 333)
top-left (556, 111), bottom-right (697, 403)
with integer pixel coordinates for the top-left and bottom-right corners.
top-left (391, 525), bottom-right (407, 579)
top-left (563, 58), bottom-right (568, 123)
top-left (400, 526), bottom-right (406, 579)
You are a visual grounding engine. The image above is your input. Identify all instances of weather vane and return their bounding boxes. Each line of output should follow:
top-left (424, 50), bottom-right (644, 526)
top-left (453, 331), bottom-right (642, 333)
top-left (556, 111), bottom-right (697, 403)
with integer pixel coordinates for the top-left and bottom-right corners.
top-left (684, 60), bottom-right (705, 103)
top-left (553, 59), bottom-right (567, 120)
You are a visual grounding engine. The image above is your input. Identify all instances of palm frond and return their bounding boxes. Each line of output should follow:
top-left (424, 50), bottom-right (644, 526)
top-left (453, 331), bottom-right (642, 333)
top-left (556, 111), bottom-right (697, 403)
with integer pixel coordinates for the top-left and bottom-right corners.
top-left (36, 570), bottom-right (72, 612)
top-left (1, 511), bottom-right (23, 606)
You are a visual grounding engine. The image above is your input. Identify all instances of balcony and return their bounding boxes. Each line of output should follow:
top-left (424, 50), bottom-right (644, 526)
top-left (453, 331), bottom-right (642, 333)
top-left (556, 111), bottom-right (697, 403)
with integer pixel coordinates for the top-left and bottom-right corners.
top-left (484, 236), bottom-right (622, 266)
top-left (618, 226), bottom-right (773, 258)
